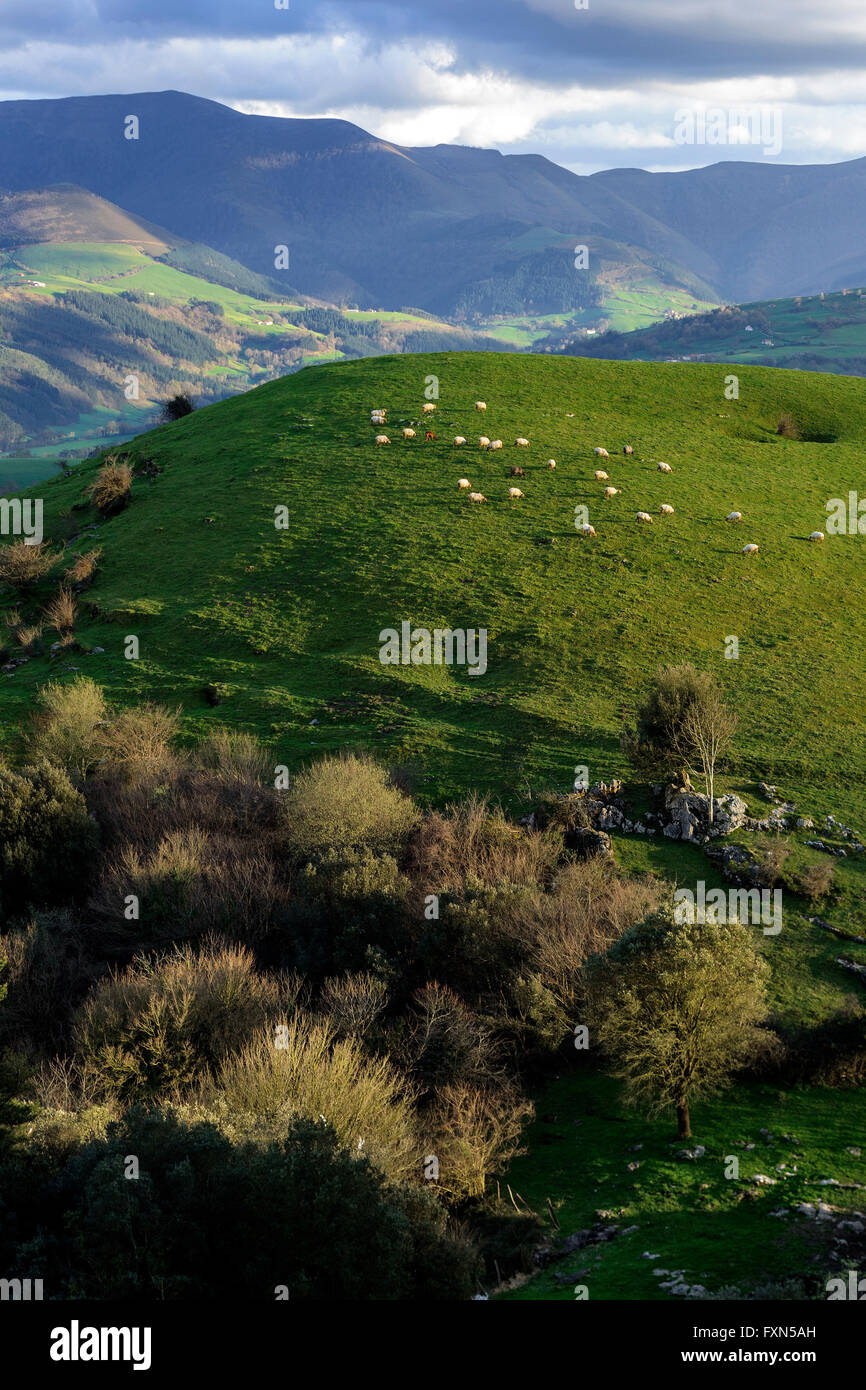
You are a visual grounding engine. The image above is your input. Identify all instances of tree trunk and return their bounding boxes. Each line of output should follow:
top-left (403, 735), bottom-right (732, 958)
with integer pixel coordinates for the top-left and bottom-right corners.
top-left (676, 1103), bottom-right (691, 1138)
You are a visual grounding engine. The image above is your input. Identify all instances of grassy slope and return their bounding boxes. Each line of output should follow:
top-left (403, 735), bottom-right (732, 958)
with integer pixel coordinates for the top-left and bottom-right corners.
top-left (580, 287), bottom-right (866, 372)
top-left (499, 1072), bottom-right (866, 1301)
top-left (5, 352), bottom-right (865, 815)
top-left (4, 348), bottom-right (865, 1299)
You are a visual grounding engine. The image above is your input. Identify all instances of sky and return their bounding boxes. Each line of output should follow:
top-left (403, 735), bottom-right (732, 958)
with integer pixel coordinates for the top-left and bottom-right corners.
top-left (1, 0), bottom-right (866, 173)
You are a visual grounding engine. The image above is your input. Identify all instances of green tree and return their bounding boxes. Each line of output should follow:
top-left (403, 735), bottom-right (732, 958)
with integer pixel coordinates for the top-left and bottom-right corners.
top-left (584, 907), bottom-right (771, 1138)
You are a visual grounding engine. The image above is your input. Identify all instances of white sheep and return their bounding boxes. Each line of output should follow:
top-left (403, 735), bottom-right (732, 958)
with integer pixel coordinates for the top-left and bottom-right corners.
top-left (808, 530), bottom-right (825, 542)
top-left (593, 447), bottom-right (609, 458)
top-left (457, 478), bottom-right (471, 490)
top-left (515, 437), bottom-right (530, 447)
top-left (660, 503), bottom-right (675, 515)
top-left (375, 435), bottom-right (390, 446)
top-left (726, 511), bottom-right (744, 522)
top-left (490, 440), bottom-right (503, 450)
top-left (604, 486), bottom-right (619, 498)
top-left (478, 436), bottom-right (491, 448)
top-left (475, 401), bottom-right (487, 411)
top-left (636, 511), bottom-right (653, 523)
top-left (508, 487), bottom-right (525, 499)
top-left (468, 492), bottom-right (487, 503)
top-left (422, 403), bottom-right (436, 414)
top-left (594, 469), bottom-right (609, 481)
top-left (577, 523), bottom-right (597, 537)
top-left (402, 428), bottom-right (416, 439)
top-left (742, 543), bottom-right (759, 555)
top-left (623, 445), bottom-right (634, 455)
top-left (453, 436), bottom-right (467, 446)
top-left (547, 460), bottom-right (556, 470)
top-left (657, 461), bottom-right (672, 473)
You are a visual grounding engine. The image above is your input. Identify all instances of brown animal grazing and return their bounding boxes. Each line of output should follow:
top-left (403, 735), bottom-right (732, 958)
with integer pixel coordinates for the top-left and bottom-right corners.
top-left (509, 466), bottom-right (525, 477)
top-left (425, 431), bottom-right (436, 441)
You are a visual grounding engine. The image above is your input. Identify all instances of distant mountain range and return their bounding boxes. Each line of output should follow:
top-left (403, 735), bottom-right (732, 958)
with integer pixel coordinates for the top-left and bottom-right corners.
top-left (2, 91), bottom-right (866, 314)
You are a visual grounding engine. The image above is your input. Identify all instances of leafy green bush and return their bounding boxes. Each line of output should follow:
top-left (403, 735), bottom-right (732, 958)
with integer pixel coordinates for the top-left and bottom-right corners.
top-left (6, 1108), bottom-right (479, 1299)
top-left (30, 676), bottom-right (107, 781)
top-left (0, 758), bottom-right (99, 920)
top-left (284, 753), bottom-right (418, 861)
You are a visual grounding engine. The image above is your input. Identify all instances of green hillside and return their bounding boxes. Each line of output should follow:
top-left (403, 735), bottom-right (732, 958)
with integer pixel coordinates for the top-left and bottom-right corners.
top-left (0, 234), bottom-right (508, 465)
top-left (3, 349), bottom-right (866, 1304)
top-left (557, 287), bottom-right (866, 376)
top-left (3, 351), bottom-right (865, 824)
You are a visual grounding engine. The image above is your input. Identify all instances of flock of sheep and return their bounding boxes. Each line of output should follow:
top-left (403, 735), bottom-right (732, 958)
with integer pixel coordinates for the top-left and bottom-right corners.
top-left (369, 402), bottom-right (827, 550)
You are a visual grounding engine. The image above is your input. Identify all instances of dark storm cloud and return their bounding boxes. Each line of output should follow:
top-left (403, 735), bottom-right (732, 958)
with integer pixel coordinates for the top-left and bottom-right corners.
top-left (2, 1), bottom-right (866, 87)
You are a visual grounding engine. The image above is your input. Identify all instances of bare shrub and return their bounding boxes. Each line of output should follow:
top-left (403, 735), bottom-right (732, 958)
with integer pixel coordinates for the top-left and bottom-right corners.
top-left (776, 412), bottom-right (800, 439)
top-left (753, 837), bottom-right (792, 888)
top-left (0, 540), bottom-right (56, 592)
top-left (405, 982), bottom-right (503, 1093)
top-left (87, 458), bottom-right (133, 515)
top-left (15, 622), bottom-right (43, 653)
top-left (408, 793), bottom-right (560, 893)
top-left (318, 972), bottom-right (389, 1039)
top-left (89, 826), bottom-right (288, 944)
top-left (204, 1016), bottom-right (418, 1183)
top-left (97, 701), bottom-right (181, 782)
top-left (796, 861), bottom-right (836, 903)
top-left (72, 940), bottom-right (284, 1101)
top-left (65, 547), bottom-right (102, 586)
top-left (43, 584), bottom-right (78, 634)
top-left (430, 1081), bottom-right (533, 1200)
top-left (30, 676), bottom-right (107, 781)
top-left (534, 858), bottom-right (666, 1015)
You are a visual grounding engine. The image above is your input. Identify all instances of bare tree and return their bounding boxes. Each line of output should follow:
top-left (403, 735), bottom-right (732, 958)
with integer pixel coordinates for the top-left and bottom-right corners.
top-left (674, 686), bottom-right (737, 824)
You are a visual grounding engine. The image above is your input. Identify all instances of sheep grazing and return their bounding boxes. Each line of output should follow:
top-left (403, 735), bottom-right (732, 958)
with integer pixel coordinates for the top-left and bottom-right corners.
top-left (422, 403), bottom-right (436, 414)
top-left (478, 436), bottom-right (491, 448)
top-left (515, 437), bottom-right (530, 447)
top-left (490, 439), bottom-right (503, 450)
top-left (657, 461), bottom-right (672, 473)
top-left (510, 466), bottom-right (525, 477)
top-left (604, 486), bottom-right (619, 498)
top-left (726, 511), bottom-right (744, 522)
top-left (375, 435), bottom-right (390, 446)
top-left (623, 445), bottom-right (634, 455)
top-left (742, 543), bottom-right (759, 555)
top-left (808, 530), bottom-right (825, 542)
top-left (402, 428), bottom-right (416, 439)
top-left (594, 469), bottom-right (609, 481)
top-left (453, 436), bottom-right (467, 446)
top-left (475, 401), bottom-right (487, 412)
top-left (660, 503), bottom-right (675, 515)
top-left (593, 447), bottom-right (610, 458)
top-left (636, 511), bottom-right (653, 523)
top-left (547, 460), bottom-right (556, 470)
top-left (508, 487), bottom-right (525, 499)
top-left (577, 523), bottom-right (597, 537)
top-left (457, 478), bottom-right (471, 490)
top-left (468, 492), bottom-right (487, 503)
